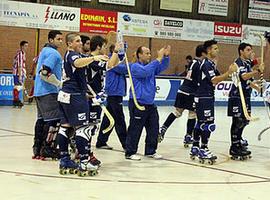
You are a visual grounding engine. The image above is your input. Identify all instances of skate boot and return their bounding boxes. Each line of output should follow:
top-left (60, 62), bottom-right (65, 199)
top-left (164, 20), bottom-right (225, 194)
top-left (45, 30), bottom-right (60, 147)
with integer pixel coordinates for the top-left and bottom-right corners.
top-left (40, 145), bottom-right (59, 160)
top-left (32, 145), bottom-right (41, 159)
top-left (240, 138), bottom-right (249, 150)
top-left (89, 152), bottom-right (101, 168)
top-left (183, 134), bottom-right (193, 148)
top-left (158, 126), bottom-right (167, 143)
top-left (59, 156), bottom-right (79, 175)
top-left (189, 146), bottom-right (200, 160)
top-left (77, 159), bottom-right (99, 177)
top-left (230, 145), bottom-right (251, 160)
top-left (198, 148), bottom-right (217, 165)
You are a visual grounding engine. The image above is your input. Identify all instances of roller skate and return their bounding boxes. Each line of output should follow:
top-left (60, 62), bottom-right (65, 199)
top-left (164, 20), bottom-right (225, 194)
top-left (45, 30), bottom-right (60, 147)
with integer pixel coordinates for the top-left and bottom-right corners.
top-left (198, 148), bottom-right (217, 165)
top-left (230, 145), bottom-right (251, 161)
top-left (158, 126), bottom-right (167, 143)
top-left (240, 138), bottom-right (249, 150)
top-left (40, 146), bottom-right (59, 160)
top-left (77, 159), bottom-right (99, 177)
top-left (59, 156), bottom-right (79, 175)
top-left (89, 152), bottom-right (101, 168)
top-left (189, 146), bottom-right (200, 160)
top-left (183, 134), bottom-right (193, 148)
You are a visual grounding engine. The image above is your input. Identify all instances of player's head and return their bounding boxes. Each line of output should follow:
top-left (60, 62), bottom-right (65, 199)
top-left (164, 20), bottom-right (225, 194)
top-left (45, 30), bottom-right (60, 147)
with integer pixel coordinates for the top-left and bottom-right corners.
top-left (80, 35), bottom-right (90, 53)
top-left (185, 55), bottom-right (192, 64)
top-left (238, 42), bottom-right (252, 59)
top-left (48, 30), bottom-right (63, 48)
top-left (136, 46), bottom-right (151, 64)
top-left (66, 33), bottom-right (82, 53)
top-left (196, 44), bottom-right (207, 58)
top-left (20, 41), bottom-right (28, 51)
top-left (203, 40), bottom-right (218, 58)
top-left (90, 35), bottom-right (107, 55)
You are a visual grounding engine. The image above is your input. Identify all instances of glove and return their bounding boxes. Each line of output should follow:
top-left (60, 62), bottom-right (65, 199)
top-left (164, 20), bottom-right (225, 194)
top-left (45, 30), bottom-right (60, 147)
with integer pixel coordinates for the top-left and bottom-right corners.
top-left (92, 91), bottom-right (107, 105)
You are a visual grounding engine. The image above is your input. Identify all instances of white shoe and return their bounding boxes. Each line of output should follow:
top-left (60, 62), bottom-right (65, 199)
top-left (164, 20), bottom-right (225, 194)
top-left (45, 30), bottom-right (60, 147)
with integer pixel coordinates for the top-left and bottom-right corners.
top-left (126, 154), bottom-right (141, 161)
top-left (146, 153), bottom-right (162, 159)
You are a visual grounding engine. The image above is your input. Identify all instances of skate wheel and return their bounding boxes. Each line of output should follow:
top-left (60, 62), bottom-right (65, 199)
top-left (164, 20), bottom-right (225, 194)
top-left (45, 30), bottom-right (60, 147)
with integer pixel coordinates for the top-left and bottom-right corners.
top-left (39, 156), bottom-right (45, 161)
top-left (69, 168), bottom-right (78, 174)
top-left (59, 169), bottom-right (68, 175)
top-left (190, 155), bottom-right (195, 160)
top-left (184, 144), bottom-right (189, 148)
top-left (240, 157), bottom-right (244, 161)
top-left (78, 171), bottom-right (87, 177)
top-left (208, 160), bottom-right (214, 165)
top-left (199, 159), bottom-right (204, 164)
top-left (89, 170), bottom-right (97, 176)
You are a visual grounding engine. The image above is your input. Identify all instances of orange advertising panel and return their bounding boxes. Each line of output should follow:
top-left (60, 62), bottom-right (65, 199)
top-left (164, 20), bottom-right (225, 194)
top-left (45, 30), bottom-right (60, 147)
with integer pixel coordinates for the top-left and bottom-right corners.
top-left (80, 8), bottom-right (117, 34)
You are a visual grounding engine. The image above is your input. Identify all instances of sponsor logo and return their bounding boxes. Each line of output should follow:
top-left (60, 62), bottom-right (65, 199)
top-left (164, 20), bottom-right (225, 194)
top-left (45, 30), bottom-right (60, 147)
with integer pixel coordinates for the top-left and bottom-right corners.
top-left (44, 6), bottom-right (76, 23)
top-left (204, 110), bottom-right (211, 117)
top-left (123, 14), bottom-right (131, 22)
top-left (3, 11), bottom-right (38, 18)
top-left (78, 113), bottom-right (86, 121)
top-left (233, 106), bottom-right (239, 113)
top-left (153, 19), bottom-right (162, 26)
top-left (214, 22), bottom-right (242, 37)
top-left (164, 19), bottom-right (183, 27)
top-left (89, 112), bottom-right (97, 119)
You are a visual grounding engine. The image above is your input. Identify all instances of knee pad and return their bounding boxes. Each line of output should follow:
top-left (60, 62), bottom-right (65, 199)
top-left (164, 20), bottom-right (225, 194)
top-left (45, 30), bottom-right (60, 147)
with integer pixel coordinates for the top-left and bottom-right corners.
top-left (45, 120), bottom-right (60, 144)
top-left (199, 122), bottom-right (216, 133)
top-left (188, 111), bottom-right (196, 119)
top-left (75, 125), bottom-right (95, 141)
top-left (173, 109), bottom-right (183, 118)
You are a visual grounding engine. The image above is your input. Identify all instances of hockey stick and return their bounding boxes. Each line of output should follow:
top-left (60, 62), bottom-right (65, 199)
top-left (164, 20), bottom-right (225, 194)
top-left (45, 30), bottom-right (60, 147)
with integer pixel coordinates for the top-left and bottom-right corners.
top-left (258, 126), bottom-right (270, 141)
top-left (235, 73), bottom-right (259, 121)
top-left (87, 85), bottom-right (115, 134)
top-left (117, 30), bottom-right (145, 111)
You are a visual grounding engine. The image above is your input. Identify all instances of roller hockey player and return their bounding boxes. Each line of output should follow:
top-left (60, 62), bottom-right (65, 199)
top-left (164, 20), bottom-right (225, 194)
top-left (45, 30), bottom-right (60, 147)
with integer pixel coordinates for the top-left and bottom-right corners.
top-left (190, 40), bottom-right (238, 165)
top-left (228, 43), bottom-right (264, 160)
top-left (158, 45), bottom-right (207, 147)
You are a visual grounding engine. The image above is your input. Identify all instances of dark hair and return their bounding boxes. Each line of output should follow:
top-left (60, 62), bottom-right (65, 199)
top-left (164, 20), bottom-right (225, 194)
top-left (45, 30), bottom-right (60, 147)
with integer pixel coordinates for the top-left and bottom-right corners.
top-left (20, 41), bottom-right (28, 47)
top-left (136, 46), bottom-right (144, 59)
top-left (196, 45), bottom-right (207, 57)
top-left (186, 55), bottom-right (192, 60)
top-left (238, 42), bottom-right (252, 56)
top-left (48, 30), bottom-right (62, 41)
top-left (90, 35), bottom-right (107, 52)
top-left (80, 35), bottom-right (90, 46)
top-left (203, 39), bottom-right (217, 51)
top-left (109, 44), bottom-right (115, 54)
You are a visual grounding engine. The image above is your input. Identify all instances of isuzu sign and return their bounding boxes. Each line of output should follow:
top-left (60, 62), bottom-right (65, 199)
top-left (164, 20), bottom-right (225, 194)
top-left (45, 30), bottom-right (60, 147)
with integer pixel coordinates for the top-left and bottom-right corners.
top-left (214, 22), bottom-right (242, 37)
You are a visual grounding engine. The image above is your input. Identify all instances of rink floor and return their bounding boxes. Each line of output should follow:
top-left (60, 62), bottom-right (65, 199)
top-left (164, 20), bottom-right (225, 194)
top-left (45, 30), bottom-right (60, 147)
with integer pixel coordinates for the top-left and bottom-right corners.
top-left (0, 104), bottom-right (270, 200)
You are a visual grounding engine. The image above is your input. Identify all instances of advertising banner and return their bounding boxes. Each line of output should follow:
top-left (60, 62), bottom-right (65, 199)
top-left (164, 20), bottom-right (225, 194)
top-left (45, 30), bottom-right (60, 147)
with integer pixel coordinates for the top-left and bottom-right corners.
top-left (160, 0), bottom-right (193, 12)
top-left (99, 0), bottom-right (135, 6)
top-left (214, 22), bottom-right (242, 44)
top-left (0, 74), bottom-right (14, 101)
top-left (117, 12), bottom-right (152, 37)
top-left (80, 8), bottom-right (117, 34)
top-left (248, 0), bottom-right (270, 21)
top-left (242, 24), bottom-right (270, 46)
top-left (0, 1), bottom-right (80, 31)
top-left (198, 0), bottom-right (228, 16)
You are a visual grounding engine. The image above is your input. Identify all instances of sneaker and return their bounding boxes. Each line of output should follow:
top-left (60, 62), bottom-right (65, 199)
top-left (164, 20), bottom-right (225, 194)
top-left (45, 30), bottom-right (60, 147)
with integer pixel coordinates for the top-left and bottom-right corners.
top-left (96, 144), bottom-right (113, 150)
top-left (146, 153), bottom-right (162, 160)
top-left (125, 154), bottom-right (141, 160)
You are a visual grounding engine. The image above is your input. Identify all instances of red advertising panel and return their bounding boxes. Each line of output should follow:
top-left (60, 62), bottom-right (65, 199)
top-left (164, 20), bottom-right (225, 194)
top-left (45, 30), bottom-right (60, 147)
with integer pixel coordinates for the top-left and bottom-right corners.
top-left (214, 22), bottom-right (242, 37)
top-left (80, 8), bottom-right (117, 34)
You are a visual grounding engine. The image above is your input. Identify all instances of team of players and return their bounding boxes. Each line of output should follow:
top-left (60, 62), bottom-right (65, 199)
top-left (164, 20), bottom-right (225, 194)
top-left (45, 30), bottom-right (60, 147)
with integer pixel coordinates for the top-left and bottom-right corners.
top-left (31, 30), bottom-right (265, 176)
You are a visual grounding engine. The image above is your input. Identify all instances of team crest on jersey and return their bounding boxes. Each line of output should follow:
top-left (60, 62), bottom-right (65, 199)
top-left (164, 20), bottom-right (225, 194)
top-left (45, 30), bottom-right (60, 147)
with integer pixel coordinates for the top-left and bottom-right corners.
top-left (78, 113), bottom-right (86, 121)
top-left (204, 110), bottom-right (211, 117)
top-left (89, 112), bottom-right (97, 119)
top-left (233, 106), bottom-right (239, 113)
top-left (71, 55), bottom-right (79, 61)
top-left (208, 70), bottom-right (215, 76)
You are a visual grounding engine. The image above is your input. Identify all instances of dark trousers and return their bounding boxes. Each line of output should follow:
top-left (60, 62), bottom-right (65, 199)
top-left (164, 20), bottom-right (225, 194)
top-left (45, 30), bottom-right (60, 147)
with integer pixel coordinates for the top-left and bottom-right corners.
top-left (125, 100), bottom-right (159, 156)
top-left (96, 96), bottom-right (127, 149)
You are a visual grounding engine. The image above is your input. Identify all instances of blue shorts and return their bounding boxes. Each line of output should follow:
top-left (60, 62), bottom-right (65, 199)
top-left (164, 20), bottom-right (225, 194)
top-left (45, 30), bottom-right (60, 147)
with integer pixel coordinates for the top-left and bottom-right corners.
top-left (195, 97), bottom-right (215, 122)
top-left (174, 92), bottom-right (195, 111)
top-left (59, 93), bottom-right (89, 126)
top-left (88, 99), bottom-right (102, 124)
top-left (227, 96), bottom-right (251, 118)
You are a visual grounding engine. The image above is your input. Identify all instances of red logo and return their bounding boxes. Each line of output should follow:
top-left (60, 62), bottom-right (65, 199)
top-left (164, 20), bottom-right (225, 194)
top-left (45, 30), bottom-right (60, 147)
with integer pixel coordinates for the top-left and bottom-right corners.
top-left (214, 22), bottom-right (242, 37)
top-left (44, 6), bottom-right (50, 23)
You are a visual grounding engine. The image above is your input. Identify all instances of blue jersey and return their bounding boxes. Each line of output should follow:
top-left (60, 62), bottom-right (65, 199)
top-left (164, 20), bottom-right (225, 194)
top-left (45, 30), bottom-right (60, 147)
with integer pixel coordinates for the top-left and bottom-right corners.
top-left (229, 57), bottom-right (253, 98)
top-left (62, 50), bottom-right (87, 93)
top-left (196, 58), bottom-right (220, 97)
top-left (87, 56), bottom-right (107, 93)
top-left (179, 58), bottom-right (202, 95)
top-left (129, 57), bottom-right (170, 105)
top-left (105, 63), bottom-right (127, 96)
top-left (34, 44), bottom-right (62, 97)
